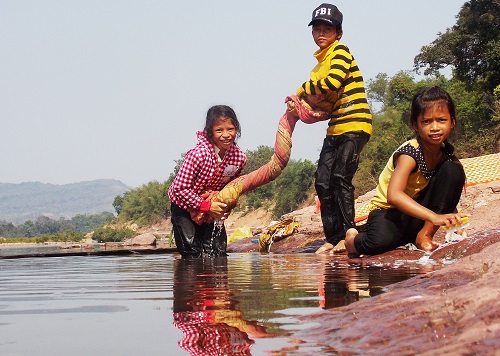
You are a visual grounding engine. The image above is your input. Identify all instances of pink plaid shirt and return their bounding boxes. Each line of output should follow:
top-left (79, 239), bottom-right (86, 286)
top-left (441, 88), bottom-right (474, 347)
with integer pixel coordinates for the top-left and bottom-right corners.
top-left (168, 131), bottom-right (247, 211)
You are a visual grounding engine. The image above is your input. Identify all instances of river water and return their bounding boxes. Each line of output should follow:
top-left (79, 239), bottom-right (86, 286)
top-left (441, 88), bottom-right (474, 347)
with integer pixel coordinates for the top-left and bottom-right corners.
top-left (0, 250), bottom-right (434, 355)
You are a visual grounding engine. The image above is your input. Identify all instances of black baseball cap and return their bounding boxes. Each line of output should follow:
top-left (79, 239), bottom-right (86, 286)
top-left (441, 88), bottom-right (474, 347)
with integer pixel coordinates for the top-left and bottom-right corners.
top-left (308, 3), bottom-right (343, 27)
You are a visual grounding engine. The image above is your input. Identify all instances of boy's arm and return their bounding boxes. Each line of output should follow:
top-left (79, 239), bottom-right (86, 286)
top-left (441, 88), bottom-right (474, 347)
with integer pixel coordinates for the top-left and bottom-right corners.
top-left (298, 44), bottom-right (352, 96)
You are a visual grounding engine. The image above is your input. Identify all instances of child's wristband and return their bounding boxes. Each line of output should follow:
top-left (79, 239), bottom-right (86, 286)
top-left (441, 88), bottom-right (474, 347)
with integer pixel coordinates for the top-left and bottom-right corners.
top-left (199, 200), bottom-right (211, 213)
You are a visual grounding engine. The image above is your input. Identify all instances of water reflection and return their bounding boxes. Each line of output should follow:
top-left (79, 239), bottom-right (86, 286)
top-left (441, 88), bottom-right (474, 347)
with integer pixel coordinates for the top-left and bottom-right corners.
top-left (0, 251), bottom-right (438, 355)
top-left (172, 257), bottom-right (273, 355)
top-left (171, 254), bottom-right (433, 355)
top-left (319, 259), bottom-right (419, 309)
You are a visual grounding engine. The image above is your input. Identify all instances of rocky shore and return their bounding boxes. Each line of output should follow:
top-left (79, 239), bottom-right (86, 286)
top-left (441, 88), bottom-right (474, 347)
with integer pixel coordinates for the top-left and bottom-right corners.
top-left (294, 229), bottom-right (500, 354)
top-left (226, 179), bottom-right (500, 353)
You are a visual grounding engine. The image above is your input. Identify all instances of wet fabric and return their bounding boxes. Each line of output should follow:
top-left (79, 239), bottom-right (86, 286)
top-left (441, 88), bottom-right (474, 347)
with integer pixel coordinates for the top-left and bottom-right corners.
top-left (259, 218), bottom-right (300, 252)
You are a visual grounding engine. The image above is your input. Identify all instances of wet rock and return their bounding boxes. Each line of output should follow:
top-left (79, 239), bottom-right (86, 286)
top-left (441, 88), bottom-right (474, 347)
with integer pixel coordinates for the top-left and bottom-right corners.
top-left (429, 228), bottom-right (500, 261)
top-left (291, 231), bottom-right (500, 354)
top-left (124, 232), bottom-right (157, 246)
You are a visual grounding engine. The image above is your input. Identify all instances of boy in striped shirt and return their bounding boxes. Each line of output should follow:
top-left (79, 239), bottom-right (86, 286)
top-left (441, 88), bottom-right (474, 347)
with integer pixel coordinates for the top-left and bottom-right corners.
top-left (296, 3), bottom-right (373, 254)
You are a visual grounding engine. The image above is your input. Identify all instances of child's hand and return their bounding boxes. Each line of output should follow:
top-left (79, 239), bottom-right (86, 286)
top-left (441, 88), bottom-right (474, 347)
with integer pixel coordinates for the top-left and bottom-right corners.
top-left (208, 201), bottom-right (228, 219)
top-left (440, 215), bottom-right (469, 243)
top-left (432, 213), bottom-right (468, 230)
top-left (221, 210), bottom-right (231, 221)
top-left (286, 101), bottom-right (297, 116)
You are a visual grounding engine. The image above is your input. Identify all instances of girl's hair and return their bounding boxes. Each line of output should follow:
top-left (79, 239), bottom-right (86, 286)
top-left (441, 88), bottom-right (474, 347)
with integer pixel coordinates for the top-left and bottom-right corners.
top-left (410, 86), bottom-right (464, 171)
top-left (409, 86), bottom-right (456, 131)
top-left (204, 105), bottom-right (241, 143)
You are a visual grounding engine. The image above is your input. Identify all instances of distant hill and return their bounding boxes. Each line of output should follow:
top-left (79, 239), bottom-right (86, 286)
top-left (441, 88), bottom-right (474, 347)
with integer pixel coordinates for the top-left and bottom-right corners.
top-left (0, 179), bottom-right (130, 224)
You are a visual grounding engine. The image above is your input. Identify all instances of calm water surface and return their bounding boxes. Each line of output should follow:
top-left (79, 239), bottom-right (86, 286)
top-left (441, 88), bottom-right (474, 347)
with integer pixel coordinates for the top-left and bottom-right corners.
top-left (0, 251), bottom-right (432, 355)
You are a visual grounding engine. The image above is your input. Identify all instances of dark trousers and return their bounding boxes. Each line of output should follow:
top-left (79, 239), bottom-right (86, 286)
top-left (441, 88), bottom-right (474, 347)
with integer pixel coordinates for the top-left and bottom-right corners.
top-left (170, 203), bottom-right (227, 258)
top-left (315, 131), bottom-right (370, 245)
top-left (354, 160), bottom-right (466, 255)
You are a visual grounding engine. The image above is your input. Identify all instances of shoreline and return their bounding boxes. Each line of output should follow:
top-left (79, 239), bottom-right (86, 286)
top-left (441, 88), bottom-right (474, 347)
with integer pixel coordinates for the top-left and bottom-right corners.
top-left (292, 229), bottom-right (500, 353)
top-left (0, 241), bottom-right (65, 247)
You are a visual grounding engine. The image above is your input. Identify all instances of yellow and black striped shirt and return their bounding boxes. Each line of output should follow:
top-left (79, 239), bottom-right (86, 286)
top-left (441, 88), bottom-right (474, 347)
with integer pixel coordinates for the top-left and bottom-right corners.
top-left (297, 40), bottom-right (372, 136)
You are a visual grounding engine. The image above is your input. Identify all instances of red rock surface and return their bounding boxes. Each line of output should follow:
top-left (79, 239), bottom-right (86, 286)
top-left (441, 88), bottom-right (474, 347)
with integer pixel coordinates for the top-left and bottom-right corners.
top-left (291, 229), bottom-right (500, 354)
top-left (227, 180), bottom-right (500, 354)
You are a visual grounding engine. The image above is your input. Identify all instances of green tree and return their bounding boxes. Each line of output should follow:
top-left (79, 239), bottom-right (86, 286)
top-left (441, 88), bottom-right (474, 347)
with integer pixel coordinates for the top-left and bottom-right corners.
top-left (113, 195), bottom-right (123, 215)
top-left (447, 79), bottom-right (499, 156)
top-left (384, 71), bottom-right (418, 113)
top-left (69, 212), bottom-right (114, 233)
top-left (117, 181), bottom-right (170, 226)
top-left (493, 85), bottom-right (500, 122)
top-left (366, 73), bottom-right (389, 110)
top-left (239, 146), bottom-right (275, 211)
top-left (272, 160), bottom-right (316, 218)
top-left (414, 0), bottom-right (500, 92)
top-left (92, 227), bottom-right (135, 243)
top-left (0, 213), bottom-right (115, 238)
top-left (242, 145), bottom-right (274, 174)
top-left (34, 216), bottom-right (60, 235)
top-left (0, 221), bottom-right (16, 237)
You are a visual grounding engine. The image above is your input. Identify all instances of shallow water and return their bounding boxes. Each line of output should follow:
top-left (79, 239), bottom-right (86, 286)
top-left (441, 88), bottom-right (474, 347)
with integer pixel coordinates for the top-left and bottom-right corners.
top-left (0, 251), bottom-right (435, 355)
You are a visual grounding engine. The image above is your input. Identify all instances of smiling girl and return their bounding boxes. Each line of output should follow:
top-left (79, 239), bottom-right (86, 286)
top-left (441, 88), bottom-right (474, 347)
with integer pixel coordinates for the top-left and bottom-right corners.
top-left (168, 105), bottom-right (246, 258)
top-left (345, 86), bottom-right (467, 257)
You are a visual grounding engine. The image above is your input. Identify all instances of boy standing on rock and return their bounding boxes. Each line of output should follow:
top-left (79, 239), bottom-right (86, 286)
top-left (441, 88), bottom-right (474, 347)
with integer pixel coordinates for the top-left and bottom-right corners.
top-left (294, 4), bottom-right (373, 254)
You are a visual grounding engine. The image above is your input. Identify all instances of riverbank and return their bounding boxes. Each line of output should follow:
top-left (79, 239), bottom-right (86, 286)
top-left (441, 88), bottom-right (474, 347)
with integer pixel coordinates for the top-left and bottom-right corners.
top-left (227, 178), bottom-right (500, 254)
top-left (291, 228), bottom-right (500, 354)
top-left (226, 174), bottom-right (500, 353)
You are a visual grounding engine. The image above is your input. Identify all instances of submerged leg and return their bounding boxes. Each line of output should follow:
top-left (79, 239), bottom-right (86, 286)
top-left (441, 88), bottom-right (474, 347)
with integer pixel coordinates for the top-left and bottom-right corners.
top-left (171, 203), bottom-right (203, 258)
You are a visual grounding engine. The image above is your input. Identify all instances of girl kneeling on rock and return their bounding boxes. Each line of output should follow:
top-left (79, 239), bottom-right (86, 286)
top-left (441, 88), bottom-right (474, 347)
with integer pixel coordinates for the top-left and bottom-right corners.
top-left (345, 86), bottom-right (467, 257)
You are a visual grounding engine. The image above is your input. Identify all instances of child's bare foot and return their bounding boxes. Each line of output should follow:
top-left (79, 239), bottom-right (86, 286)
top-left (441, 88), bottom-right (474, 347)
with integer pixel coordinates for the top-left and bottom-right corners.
top-left (331, 240), bottom-right (346, 254)
top-left (344, 228), bottom-right (360, 258)
top-left (315, 242), bottom-right (334, 254)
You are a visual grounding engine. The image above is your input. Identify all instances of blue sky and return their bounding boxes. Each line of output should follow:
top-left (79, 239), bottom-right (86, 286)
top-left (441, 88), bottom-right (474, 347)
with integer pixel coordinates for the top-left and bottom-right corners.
top-left (0, 0), bottom-right (465, 187)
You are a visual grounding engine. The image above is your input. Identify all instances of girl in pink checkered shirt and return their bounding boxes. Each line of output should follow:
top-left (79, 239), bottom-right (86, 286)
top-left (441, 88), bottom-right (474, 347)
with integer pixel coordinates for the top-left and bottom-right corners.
top-left (168, 105), bottom-right (247, 258)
